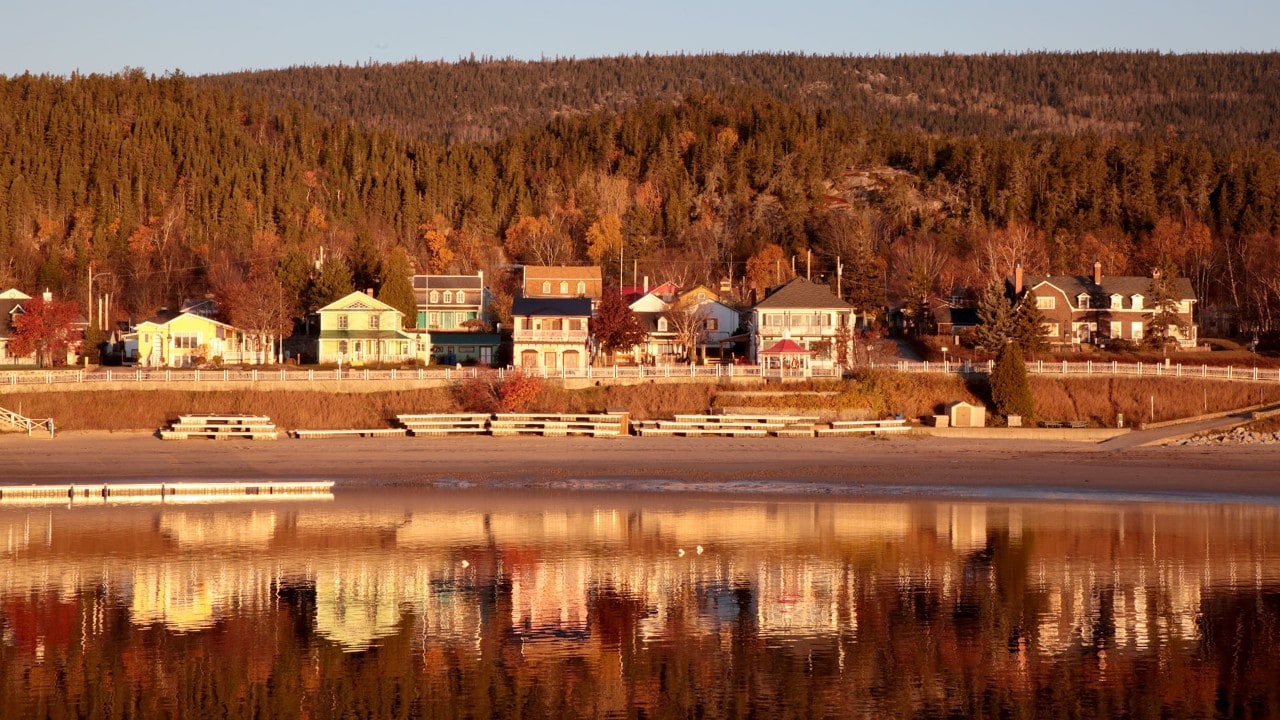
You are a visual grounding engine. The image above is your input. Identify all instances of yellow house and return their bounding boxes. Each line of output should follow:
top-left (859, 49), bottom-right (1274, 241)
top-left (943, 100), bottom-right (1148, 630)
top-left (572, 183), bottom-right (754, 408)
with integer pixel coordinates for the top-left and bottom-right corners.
top-left (316, 291), bottom-right (427, 365)
top-left (131, 312), bottom-right (263, 367)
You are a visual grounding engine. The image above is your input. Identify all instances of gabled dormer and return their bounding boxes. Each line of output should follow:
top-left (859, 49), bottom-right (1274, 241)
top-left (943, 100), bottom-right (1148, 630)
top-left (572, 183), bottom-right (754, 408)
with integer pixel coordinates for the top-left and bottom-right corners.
top-left (1076, 293), bottom-right (1091, 310)
top-left (1110, 293), bottom-right (1123, 310)
top-left (1130, 294), bottom-right (1144, 311)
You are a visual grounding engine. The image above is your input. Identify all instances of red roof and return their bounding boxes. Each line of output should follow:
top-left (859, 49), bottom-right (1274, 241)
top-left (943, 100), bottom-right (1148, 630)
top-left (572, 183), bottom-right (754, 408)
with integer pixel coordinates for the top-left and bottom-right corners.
top-left (759, 338), bottom-right (812, 355)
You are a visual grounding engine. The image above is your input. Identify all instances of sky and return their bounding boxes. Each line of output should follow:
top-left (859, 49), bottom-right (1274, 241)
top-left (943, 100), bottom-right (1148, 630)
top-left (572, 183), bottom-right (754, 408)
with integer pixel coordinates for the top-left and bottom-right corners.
top-left (3, 0), bottom-right (1277, 77)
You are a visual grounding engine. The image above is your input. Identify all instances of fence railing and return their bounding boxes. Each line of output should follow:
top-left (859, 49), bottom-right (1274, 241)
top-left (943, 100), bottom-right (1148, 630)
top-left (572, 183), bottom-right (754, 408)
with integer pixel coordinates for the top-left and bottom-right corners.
top-left (0, 406), bottom-right (55, 436)
top-left (2, 360), bottom-right (1278, 388)
top-left (0, 363), bottom-right (844, 387)
top-left (871, 359), bottom-right (1280, 383)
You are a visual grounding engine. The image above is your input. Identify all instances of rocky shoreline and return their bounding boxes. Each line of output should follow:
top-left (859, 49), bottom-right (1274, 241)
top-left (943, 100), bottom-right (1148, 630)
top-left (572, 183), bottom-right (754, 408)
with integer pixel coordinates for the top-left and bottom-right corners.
top-left (1173, 427), bottom-right (1280, 446)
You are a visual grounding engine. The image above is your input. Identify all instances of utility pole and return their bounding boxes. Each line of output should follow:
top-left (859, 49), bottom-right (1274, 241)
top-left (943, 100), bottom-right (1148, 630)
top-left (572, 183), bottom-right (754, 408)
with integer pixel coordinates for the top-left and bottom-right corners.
top-left (806, 251), bottom-right (811, 281)
top-left (836, 257), bottom-right (843, 300)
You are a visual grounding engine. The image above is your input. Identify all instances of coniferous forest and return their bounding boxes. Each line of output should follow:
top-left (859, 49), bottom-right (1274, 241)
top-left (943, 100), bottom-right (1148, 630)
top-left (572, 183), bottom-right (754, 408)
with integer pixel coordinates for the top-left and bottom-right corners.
top-left (2, 52), bottom-right (1280, 334)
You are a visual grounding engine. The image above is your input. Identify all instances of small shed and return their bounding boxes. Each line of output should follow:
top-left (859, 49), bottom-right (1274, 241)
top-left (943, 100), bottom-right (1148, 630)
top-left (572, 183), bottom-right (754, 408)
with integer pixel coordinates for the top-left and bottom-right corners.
top-left (947, 401), bottom-right (986, 428)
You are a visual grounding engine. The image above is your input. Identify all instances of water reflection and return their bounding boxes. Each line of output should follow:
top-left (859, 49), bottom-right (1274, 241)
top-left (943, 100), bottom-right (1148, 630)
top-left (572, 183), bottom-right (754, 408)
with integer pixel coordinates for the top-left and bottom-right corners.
top-left (2, 492), bottom-right (1279, 718)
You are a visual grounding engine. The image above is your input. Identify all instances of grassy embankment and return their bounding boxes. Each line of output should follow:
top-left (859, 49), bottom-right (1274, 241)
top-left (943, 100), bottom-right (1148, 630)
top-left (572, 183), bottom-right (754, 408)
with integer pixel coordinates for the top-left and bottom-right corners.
top-left (2, 370), bottom-right (1278, 432)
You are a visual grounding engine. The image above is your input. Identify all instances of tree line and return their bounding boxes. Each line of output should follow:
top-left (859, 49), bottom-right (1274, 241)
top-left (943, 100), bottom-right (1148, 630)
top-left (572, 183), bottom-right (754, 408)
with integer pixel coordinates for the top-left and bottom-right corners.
top-left (1, 54), bottom-right (1279, 343)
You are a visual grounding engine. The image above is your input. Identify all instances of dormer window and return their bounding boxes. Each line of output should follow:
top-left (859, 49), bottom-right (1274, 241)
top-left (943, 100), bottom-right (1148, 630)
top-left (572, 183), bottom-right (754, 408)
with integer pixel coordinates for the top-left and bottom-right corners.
top-left (429, 291), bottom-right (439, 304)
top-left (1131, 294), bottom-right (1144, 310)
top-left (1077, 294), bottom-right (1090, 309)
top-left (542, 281), bottom-right (551, 294)
top-left (576, 281), bottom-right (586, 295)
top-left (1110, 294), bottom-right (1122, 310)
top-left (443, 291), bottom-right (453, 304)
top-left (657, 318), bottom-right (668, 332)
top-left (559, 281), bottom-right (569, 294)
top-left (455, 291), bottom-right (466, 304)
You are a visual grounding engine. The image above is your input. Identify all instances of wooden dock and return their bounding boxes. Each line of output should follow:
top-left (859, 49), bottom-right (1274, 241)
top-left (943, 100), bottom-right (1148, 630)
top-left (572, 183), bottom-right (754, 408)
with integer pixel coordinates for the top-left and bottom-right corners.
top-left (160, 414), bottom-right (279, 440)
top-left (291, 428), bottom-right (408, 439)
top-left (0, 481), bottom-right (334, 505)
top-left (397, 413), bottom-right (492, 436)
top-left (634, 414), bottom-right (818, 438)
top-left (814, 419), bottom-right (910, 437)
top-left (489, 413), bottom-right (626, 438)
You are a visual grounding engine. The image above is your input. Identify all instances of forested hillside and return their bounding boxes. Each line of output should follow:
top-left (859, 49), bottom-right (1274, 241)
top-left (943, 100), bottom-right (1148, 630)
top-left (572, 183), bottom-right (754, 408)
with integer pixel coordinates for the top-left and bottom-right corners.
top-left (2, 53), bottom-right (1280, 339)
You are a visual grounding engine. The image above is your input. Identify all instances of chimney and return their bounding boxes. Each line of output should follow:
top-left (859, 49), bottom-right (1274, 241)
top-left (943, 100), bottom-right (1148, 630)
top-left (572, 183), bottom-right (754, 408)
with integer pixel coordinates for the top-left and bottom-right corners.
top-left (366, 288), bottom-right (374, 297)
top-left (643, 276), bottom-right (649, 294)
top-left (42, 288), bottom-right (52, 302)
top-left (1014, 263), bottom-right (1023, 295)
top-left (1093, 260), bottom-right (1102, 285)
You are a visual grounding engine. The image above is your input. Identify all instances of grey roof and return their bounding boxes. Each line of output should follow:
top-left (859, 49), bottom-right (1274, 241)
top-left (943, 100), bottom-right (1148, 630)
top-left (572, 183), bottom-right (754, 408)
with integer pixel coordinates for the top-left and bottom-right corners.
top-left (753, 279), bottom-right (852, 311)
top-left (511, 297), bottom-right (593, 317)
top-left (429, 332), bottom-right (501, 346)
top-left (1018, 274), bottom-right (1196, 304)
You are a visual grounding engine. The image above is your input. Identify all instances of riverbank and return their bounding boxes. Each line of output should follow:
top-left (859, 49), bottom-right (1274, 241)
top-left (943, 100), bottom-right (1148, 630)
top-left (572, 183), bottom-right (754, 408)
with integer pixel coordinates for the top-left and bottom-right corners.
top-left (4, 432), bottom-right (1280, 500)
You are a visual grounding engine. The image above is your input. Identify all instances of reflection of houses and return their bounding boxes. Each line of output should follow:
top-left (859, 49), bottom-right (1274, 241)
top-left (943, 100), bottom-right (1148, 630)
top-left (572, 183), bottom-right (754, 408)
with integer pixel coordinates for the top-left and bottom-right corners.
top-left (413, 272), bottom-right (499, 365)
top-left (750, 279), bottom-right (854, 369)
top-left (1010, 262), bottom-right (1198, 347)
top-left (511, 297), bottom-right (591, 371)
top-left (128, 311), bottom-right (264, 367)
top-left (315, 291), bottom-right (426, 365)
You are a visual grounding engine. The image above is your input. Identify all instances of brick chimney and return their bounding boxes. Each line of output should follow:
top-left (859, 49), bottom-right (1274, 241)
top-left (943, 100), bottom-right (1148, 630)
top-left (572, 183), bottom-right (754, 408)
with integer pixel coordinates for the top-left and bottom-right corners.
top-left (1014, 263), bottom-right (1023, 295)
top-left (1093, 260), bottom-right (1102, 285)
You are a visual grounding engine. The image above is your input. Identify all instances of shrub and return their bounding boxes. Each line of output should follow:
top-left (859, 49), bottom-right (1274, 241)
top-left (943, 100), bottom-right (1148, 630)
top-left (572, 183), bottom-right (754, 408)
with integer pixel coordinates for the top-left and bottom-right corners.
top-left (989, 343), bottom-right (1034, 423)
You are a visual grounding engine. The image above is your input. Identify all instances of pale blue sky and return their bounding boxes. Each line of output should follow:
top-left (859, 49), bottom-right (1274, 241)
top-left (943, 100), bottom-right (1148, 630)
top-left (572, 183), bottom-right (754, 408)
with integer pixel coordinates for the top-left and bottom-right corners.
top-left (4, 0), bottom-right (1276, 77)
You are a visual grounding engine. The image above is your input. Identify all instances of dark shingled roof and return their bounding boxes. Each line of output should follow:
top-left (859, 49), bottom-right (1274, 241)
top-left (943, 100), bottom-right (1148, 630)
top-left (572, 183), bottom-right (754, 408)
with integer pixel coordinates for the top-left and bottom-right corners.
top-left (753, 279), bottom-right (852, 310)
top-left (511, 297), bottom-right (593, 317)
top-left (1016, 274), bottom-right (1196, 307)
top-left (412, 275), bottom-right (484, 290)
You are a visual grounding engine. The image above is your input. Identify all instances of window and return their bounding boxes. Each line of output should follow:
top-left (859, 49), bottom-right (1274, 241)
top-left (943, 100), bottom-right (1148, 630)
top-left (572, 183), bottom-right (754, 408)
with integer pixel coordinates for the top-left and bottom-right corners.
top-left (542, 281), bottom-right (551, 294)
top-left (1131, 321), bottom-right (1143, 339)
top-left (369, 315), bottom-right (380, 330)
top-left (1110, 294), bottom-right (1123, 310)
top-left (1036, 296), bottom-right (1055, 310)
top-left (1077, 294), bottom-right (1090, 309)
top-left (703, 318), bottom-right (718, 331)
top-left (338, 340), bottom-right (348, 354)
top-left (429, 312), bottom-right (439, 327)
top-left (353, 341), bottom-right (363, 354)
top-left (1110, 321), bottom-right (1122, 338)
top-left (576, 281), bottom-right (586, 295)
top-left (1131, 294), bottom-right (1144, 310)
top-left (337, 314), bottom-right (348, 329)
top-left (417, 311), bottom-right (427, 328)
top-left (455, 291), bottom-right (467, 304)
top-left (172, 334), bottom-right (200, 349)
top-left (429, 291), bottom-right (439, 304)
top-left (697, 292), bottom-right (706, 302)
top-left (1043, 323), bottom-right (1059, 337)
top-left (416, 340), bottom-right (426, 353)
top-left (657, 318), bottom-right (668, 332)
top-left (559, 281), bottom-right (569, 294)
top-left (443, 291), bottom-right (453, 303)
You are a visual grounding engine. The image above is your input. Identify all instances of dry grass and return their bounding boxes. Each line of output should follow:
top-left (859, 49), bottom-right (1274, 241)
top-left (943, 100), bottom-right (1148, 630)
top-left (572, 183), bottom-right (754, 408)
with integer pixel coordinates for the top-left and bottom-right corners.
top-left (4, 374), bottom-right (1277, 431)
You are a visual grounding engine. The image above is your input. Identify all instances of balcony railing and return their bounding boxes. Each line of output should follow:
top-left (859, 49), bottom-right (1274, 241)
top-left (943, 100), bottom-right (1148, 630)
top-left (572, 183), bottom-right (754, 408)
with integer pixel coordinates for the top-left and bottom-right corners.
top-left (512, 329), bottom-right (589, 342)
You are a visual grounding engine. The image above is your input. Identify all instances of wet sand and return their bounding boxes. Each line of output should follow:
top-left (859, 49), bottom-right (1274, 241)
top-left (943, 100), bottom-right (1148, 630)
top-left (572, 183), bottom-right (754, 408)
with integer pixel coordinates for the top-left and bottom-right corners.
top-left (3, 431), bottom-right (1279, 501)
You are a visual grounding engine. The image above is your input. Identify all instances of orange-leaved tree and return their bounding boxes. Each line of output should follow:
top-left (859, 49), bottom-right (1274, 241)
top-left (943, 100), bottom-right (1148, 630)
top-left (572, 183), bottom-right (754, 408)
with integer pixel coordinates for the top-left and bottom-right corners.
top-left (10, 296), bottom-right (82, 367)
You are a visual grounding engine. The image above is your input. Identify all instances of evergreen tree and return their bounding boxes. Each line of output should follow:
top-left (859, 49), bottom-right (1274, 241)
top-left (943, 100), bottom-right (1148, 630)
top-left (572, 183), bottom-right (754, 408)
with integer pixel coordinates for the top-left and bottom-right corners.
top-left (348, 232), bottom-right (382, 292)
top-left (973, 279), bottom-right (1014, 354)
top-left (276, 247), bottom-right (315, 316)
top-left (1012, 288), bottom-right (1048, 355)
top-left (377, 248), bottom-right (418, 329)
top-left (1143, 257), bottom-right (1186, 349)
top-left (989, 342), bottom-right (1034, 424)
top-left (310, 256), bottom-right (354, 309)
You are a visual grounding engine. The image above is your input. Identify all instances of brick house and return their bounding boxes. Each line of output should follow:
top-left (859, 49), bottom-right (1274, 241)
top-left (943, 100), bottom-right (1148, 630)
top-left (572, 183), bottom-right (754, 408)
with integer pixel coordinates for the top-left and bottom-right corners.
top-left (1010, 262), bottom-right (1198, 347)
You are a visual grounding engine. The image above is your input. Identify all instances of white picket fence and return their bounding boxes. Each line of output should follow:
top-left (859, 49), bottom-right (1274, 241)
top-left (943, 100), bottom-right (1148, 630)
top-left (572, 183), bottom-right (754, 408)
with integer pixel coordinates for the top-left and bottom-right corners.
top-left (0, 363), bottom-right (840, 387)
top-left (1, 360), bottom-right (1277, 388)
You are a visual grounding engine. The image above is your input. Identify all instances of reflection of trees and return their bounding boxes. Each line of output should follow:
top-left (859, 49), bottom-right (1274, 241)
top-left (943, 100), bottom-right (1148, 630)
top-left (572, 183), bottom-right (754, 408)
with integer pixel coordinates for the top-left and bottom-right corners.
top-left (1, 503), bottom-right (1279, 717)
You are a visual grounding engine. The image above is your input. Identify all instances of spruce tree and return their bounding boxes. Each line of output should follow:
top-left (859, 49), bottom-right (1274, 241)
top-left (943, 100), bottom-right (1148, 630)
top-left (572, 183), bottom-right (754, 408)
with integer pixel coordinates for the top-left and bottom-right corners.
top-left (989, 342), bottom-right (1034, 424)
top-left (1012, 288), bottom-right (1049, 355)
top-left (1144, 257), bottom-right (1185, 349)
top-left (973, 279), bottom-right (1013, 354)
top-left (310, 256), bottom-right (355, 309)
top-left (377, 248), bottom-right (418, 329)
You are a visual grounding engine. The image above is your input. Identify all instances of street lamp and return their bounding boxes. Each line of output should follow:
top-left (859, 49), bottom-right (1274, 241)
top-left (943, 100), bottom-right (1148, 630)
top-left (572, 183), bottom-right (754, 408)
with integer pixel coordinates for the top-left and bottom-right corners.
top-left (941, 346), bottom-right (948, 371)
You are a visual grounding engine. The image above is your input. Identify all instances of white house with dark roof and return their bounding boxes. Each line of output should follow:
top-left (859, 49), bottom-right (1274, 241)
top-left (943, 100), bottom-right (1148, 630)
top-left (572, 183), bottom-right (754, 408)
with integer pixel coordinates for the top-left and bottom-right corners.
top-left (511, 297), bottom-right (592, 371)
top-left (749, 278), bottom-right (854, 368)
top-left (1009, 262), bottom-right (1198, 347)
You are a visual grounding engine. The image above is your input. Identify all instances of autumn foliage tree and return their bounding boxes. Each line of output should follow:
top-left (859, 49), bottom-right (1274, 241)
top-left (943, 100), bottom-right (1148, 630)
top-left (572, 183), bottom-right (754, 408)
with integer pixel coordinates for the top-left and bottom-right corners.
top-left (589, 290), bottom-right (647, 363)
top-left (9, 297), bottom-right (82, 367)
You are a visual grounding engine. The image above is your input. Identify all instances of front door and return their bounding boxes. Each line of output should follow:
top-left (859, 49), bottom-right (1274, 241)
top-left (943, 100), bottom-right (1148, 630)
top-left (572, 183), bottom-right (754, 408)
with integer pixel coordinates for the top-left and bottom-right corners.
top-left (544, 351), bottom-right (558, 371)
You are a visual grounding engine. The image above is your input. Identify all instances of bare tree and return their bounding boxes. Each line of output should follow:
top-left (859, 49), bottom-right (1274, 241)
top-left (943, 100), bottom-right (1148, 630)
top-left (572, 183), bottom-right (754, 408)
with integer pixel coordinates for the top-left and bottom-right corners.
top-left (664, 302), bottom-right (713, 364)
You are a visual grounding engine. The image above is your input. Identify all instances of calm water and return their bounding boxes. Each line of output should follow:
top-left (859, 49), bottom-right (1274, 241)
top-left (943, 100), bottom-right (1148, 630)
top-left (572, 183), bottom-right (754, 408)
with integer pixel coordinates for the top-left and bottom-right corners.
top-left (2, 489), bottom-right (1279, 719)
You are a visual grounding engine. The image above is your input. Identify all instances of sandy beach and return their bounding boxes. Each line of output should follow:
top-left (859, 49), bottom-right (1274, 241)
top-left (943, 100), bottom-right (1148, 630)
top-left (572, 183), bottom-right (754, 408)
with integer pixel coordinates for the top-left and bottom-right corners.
top-left (3, 431), bottom-right (1279, 501)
